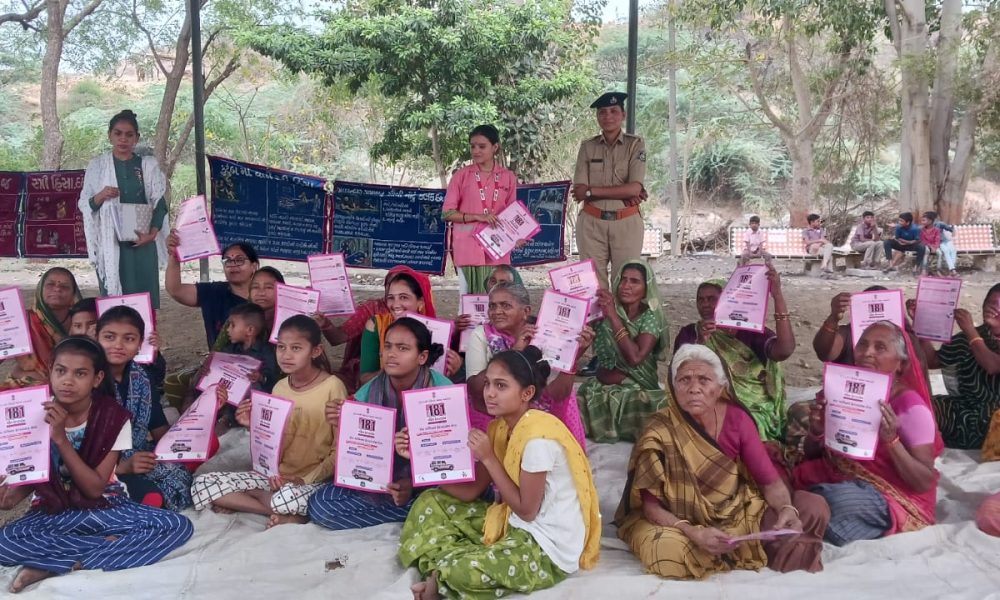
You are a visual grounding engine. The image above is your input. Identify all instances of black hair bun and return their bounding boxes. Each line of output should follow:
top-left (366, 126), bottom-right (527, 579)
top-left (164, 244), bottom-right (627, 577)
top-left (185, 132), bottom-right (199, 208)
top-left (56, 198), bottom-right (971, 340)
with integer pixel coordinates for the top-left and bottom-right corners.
top-left (521, 345), bottom-right (551, 385)
top-left (426, 342), bottom-right (446, 367)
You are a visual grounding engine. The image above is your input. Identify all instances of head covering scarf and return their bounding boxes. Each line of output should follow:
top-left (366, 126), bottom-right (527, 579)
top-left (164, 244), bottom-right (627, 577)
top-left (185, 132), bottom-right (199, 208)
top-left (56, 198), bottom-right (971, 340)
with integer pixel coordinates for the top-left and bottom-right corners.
top-left (35, 267), bottom-right (83, 337)
top-left (8, 268), bottom-right (84, 384)
top-left (482, 264), bottom-right (523, 290)
top-left (374, 266), bottom-right (437, 351)
top-left (611, 259), bottom-right (669, 360)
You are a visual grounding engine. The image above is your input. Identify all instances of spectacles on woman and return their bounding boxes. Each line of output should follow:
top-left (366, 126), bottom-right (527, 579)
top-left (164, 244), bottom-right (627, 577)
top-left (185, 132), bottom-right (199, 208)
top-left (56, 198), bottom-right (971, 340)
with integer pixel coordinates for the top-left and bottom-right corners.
top-left (221, 256), bottom-right (248, 267)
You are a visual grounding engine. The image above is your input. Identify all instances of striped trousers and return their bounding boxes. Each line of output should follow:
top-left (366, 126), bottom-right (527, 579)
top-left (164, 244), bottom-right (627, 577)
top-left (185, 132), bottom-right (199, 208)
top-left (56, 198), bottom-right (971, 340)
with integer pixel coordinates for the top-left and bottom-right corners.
top-left (307, 483), bottom-right (414, 530)
top-left (191, 471), bottom-right (320, 516)
top-left (0, 496), bottom-right (193, 574)
top-left (810, 480), bottom-right (891, 546)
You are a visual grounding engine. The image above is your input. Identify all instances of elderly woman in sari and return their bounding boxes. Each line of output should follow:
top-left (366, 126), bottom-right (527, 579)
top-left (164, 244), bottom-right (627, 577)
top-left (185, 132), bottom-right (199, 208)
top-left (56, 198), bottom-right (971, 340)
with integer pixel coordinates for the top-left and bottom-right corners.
top-left (464, 281), bottom-right (592, 449)
top-left (0, 267), bottom-right (82, 390)
top-left (673, 268), bottom-right (795, 442)
top-left (794, 321), bottom-right (941, 545)
top-left (616, 344), bottom-right (829, 580)
top-left (576, 259), bottom-right (669, 443)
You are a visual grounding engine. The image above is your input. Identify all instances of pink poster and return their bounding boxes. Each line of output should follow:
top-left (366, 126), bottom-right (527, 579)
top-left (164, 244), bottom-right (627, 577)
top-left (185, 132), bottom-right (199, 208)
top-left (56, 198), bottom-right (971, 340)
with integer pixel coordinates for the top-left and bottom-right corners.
top-left (850, 289), bottom-right (905, 345)
top-left (23, 171), bottom-right (87, 258)
top-left (913, 276), bottom-right (962, 343)
top-left (403, 312), bottom-right (454, 374)
top-left (250, 391), bottom-right (294, 477)
top-left (474, 200), bottom-right (542, 261)
top-left (714, 265), bottom-right (770, 333)
top-left (270, 284), bottom-right (321, 344)
top-left (403, 384), bottom-right (475, 487)
top-left (174, 195), bottom-right (221, 262)
top-left (548, 259), bottom-right (603, 322)
top-left (154, 385), bottom-right (219, 463)
top-left (96, 293), bottom-right (157, 364)
top-left (0, 287), bottom-right (33, 359)
top-left (534, 290), bottom-right (590, 373)
top-left (823, 363), bottom-right (891, 460)
top-left (196, 352), bottom-right (262, 406)
top-left (335, 400), bottom-right (396, 493)
top-left (0, 384), bottom-right (51, 487)
top-left (308, 253), bottom-right (357, 317)
top-left (458, 294), bottom-right (489, 352)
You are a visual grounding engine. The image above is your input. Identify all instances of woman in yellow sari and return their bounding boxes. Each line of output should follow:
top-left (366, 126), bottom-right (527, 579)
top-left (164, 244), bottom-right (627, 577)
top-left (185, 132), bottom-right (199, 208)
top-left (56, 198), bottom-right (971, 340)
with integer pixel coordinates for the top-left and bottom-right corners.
top-left (616, 344), bottom-right (828, 580)
top-left (0, 267), bottom-right (82, 390)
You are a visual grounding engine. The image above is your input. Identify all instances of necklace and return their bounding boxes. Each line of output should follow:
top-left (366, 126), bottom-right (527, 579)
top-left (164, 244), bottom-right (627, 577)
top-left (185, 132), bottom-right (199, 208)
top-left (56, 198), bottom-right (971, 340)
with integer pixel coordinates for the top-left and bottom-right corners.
top-left (288, 369), bottom-right (322, 391)
top-left (474, 167), bottom-right (501, 215)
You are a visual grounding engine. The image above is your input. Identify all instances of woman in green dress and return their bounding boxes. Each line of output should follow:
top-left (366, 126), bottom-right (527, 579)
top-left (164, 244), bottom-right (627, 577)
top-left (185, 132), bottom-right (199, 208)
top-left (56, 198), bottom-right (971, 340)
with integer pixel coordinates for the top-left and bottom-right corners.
top-left (79, 109), bottom-right (169, 308)
top-left (577, 258), bottom-right (669, 442)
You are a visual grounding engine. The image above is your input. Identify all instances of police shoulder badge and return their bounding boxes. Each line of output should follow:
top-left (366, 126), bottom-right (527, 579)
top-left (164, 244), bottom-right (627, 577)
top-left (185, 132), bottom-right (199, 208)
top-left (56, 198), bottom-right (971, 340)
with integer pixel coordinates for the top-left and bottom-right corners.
top-left (638, 150), bottom-right (646, 162)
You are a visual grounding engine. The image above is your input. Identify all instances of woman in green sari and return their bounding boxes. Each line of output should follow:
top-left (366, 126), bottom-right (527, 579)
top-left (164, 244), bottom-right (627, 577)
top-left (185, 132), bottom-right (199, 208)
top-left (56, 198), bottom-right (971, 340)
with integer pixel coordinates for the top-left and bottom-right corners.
top-left (671, 268), bottom-right (795, 442)
top-left (577, 259), bottom-right (669, 443)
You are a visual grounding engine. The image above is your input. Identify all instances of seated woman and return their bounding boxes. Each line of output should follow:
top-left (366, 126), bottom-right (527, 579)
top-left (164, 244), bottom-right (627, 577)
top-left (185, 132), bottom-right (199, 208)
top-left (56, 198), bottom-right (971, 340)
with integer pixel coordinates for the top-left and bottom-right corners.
top-left (358, 266), bottom-right (461, 386)
top-left (795, 321), bottom-right (941, 545)
top-left (916, 283), bottom-right (1000, 451)
top-left (616, 344), bottom-right (828, 580)
top-left (0, 337), bottom-right (193, 594)
top-left (464, 281), bottom-right (592, 449)
top-left (0, 267), bottom-right (82, 391)
top-left (673, 269), bottom-right (795, 442)
top-left (307, 317), bottom-right (451, 530)
top-left (398, 346), bottom-right (600, 599)
top-left (577, 259), bottom-right (669, 443)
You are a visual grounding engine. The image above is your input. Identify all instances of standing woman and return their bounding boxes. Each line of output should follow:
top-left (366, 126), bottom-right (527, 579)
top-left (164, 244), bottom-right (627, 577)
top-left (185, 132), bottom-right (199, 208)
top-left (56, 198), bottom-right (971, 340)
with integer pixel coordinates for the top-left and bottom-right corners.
top-left (442, 125), bottom-right (523, 295)
top-left (79, 110), bottom-right (169, 308)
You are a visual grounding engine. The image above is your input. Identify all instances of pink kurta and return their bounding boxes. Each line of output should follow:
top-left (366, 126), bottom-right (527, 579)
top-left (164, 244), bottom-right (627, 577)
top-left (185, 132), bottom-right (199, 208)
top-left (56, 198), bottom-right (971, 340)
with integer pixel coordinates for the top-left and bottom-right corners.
top-left (443, 164), bottom-right (518, 267)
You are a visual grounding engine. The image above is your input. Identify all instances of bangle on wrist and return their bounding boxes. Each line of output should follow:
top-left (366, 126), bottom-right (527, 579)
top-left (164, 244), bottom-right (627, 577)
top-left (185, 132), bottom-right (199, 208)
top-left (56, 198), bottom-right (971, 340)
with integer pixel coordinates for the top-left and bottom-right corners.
top-left (779, 504), bottom-right (800, 517)
top-left (773, 312), bottom-right (790, 321)
top-left (673, 519), bottom-right (690, 529)
top-left (970, 336), bottom-right (985, 347)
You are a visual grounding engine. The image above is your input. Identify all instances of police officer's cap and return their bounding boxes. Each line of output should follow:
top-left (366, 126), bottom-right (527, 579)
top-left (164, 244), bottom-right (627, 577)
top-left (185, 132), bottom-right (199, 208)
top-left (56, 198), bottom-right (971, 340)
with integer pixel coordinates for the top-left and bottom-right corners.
top-left (590, 92), bottom-right (627, 109)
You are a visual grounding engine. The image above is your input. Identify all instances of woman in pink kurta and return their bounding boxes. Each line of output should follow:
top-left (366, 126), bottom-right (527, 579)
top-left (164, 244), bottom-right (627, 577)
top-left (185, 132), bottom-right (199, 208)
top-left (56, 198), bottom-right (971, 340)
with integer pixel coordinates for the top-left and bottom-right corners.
top-left (442, 124), bottom-right (521, 294)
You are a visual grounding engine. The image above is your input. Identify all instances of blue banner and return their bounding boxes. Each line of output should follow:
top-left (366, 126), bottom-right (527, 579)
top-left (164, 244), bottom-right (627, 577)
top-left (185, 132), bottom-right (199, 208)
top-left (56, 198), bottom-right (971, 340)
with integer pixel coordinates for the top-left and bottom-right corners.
top-left (209, 156), bottom-right (329, 261)
top-left (332, 181), bottom-right (447, 274)
top-left (511, 181), bottom-right (569, 266)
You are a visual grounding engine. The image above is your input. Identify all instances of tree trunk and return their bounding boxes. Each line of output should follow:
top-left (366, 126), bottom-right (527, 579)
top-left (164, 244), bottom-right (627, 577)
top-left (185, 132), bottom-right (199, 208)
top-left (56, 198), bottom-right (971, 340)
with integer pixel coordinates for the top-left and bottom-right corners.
top-left (898, 0), bottom-right (932, 215)
top-left (940, 108), bottom-right (977, 223)
top-left (150, 6), bottom-right (193, 179)
top-left (430, 124), bottom-right (446, 187)
top-left (786, 137), bottom-right (813, 227)
top-left (929, 0), bottom-right (962, 204)
top-left (39, 0), bottom-right (66, 170)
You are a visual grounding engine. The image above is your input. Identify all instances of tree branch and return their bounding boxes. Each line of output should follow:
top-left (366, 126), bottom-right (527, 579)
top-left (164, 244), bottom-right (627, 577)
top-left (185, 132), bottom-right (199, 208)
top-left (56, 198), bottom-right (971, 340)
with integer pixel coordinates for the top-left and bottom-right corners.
top-left (0, 0), bottom-right (44, 29)
top-left (884, 0), bottom-right (902, 55)
top-left (166, 54), bottom-right (241, 170)
top-left (131, 0), bottom-right (169, 76)
top-left (799, 52), bottom-right (851, 141)
top-left (744, 42), bottom-right (794, 137)
top-left (64, 0), bottom-right (103, 33)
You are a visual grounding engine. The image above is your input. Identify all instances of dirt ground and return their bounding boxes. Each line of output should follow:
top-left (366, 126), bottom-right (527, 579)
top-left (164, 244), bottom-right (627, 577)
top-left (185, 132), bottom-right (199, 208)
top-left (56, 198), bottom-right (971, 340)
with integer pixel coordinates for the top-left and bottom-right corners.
top-left (2, 253), bottom-right (997, 388)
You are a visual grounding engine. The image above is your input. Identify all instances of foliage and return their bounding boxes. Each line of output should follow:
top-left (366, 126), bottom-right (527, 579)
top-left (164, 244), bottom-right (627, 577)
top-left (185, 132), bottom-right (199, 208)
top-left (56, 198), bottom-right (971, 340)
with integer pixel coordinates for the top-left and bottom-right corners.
top-left (246, 0), bottom-right (605, 182)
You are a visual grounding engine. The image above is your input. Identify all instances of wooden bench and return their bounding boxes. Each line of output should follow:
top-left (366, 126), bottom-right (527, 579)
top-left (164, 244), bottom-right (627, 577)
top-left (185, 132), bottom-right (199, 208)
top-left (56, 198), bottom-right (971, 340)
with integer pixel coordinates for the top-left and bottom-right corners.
top-left (729, 226), bottom-right (858, 273)
top-left (568, 227), bottom-right (664, 258)
top-left (952, 223), bottom-right (999, 271)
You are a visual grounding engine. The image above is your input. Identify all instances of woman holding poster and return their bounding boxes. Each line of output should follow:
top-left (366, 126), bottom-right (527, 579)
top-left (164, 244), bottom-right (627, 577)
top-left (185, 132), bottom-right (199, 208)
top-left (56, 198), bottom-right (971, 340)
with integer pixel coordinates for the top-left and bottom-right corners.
top-left (308, 317), bottom-right (451, 530)
top-left (358, 267), bottom-right (461, 385)
top-left (794, 321), bottom-right (942, 545)
top-left (616, 344), bottom-right (828, 580)
top-left (672, 270), bottom-right (795, 443)
top-left (442, 125), bottom-right (523, 295)
top-left (464, 281), bottom-right (592, 450)
top-left (0, 268), bottom-right (82, 391)
top-left (79, 110), bottom-right (169, 308)
top-left (577, 260), bottom-right (669, 443)
top-left (399, 346), bottom-right (600, 599)
top-left (918, 283), bottom-right (1000, 453)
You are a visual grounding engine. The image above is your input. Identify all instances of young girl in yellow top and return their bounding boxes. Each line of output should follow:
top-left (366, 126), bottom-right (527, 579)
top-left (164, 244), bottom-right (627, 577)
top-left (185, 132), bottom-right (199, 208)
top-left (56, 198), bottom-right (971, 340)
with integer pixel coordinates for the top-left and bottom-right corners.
top-left (190, 315), bottom-right (346, 527)
top-left (397, 346), bottom-right (601, 599)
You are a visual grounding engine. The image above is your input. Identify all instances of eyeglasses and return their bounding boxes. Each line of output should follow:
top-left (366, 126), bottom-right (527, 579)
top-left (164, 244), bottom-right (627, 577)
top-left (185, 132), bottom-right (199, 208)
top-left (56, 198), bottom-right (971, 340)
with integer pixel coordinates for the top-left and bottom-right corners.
top-left (221, 256), bottom-right (248, 267)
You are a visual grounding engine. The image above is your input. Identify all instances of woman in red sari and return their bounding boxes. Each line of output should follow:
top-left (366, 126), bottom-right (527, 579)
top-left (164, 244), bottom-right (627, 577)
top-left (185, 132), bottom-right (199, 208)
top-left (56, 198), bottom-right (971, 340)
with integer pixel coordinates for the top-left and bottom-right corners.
top-left (794, 320), bottom-right (942, 545)
top-left (0, 267), bottom-right (82, 390)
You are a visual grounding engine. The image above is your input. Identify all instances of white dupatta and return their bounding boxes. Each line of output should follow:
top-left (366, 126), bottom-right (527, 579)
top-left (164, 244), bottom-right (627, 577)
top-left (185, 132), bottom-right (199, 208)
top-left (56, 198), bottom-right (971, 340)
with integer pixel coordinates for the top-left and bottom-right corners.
top-left (78, 152), bottom-right (170, 296)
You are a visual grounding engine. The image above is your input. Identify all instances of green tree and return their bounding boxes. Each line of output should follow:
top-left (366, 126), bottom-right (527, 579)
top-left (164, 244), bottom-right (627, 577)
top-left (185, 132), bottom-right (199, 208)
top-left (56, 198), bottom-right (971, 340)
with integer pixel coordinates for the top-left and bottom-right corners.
top-left (247, 0), bottom-right (604, 185)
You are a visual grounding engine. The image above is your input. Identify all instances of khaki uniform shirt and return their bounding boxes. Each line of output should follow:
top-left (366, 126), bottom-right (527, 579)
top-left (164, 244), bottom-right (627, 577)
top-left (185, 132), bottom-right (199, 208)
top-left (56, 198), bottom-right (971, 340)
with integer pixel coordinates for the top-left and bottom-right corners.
top-left (572, 132), bottom-right (646, 211)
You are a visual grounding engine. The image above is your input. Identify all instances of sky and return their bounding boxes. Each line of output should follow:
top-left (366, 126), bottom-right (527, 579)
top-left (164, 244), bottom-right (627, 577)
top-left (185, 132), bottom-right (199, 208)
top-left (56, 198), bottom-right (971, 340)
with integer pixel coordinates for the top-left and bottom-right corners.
top-left (603, 0), bottom-right (652, 23)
